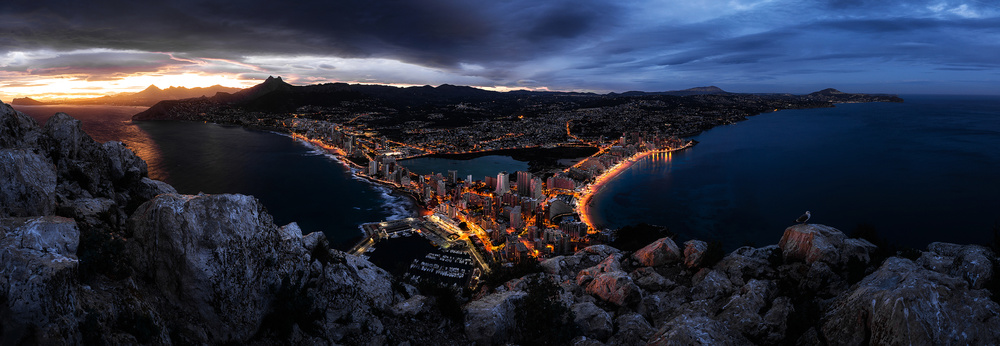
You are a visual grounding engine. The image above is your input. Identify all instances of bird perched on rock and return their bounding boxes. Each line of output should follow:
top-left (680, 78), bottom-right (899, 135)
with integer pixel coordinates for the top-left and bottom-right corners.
top-left (796, 211), bottom-right (811, 224)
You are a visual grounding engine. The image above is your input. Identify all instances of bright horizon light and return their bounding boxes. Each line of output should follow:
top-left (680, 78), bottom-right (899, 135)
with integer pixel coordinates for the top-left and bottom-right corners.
top-left (0, 72), bottom-right (259, 102)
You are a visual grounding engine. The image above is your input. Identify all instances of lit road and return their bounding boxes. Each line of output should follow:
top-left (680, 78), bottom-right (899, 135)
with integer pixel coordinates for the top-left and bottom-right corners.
top-left (426, 215), bottom-right (492, 274)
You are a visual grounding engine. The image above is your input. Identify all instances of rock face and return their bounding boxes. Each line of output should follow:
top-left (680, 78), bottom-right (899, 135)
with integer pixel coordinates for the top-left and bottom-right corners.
top-left (633, 237), bottom-right (682, 267)
top-left (0, 102), bottom-right (45, 148)
top-left (779, 223), bottom-right (875, 266)
top-left (822, 257), bottom-right (1000, 345)
top-left (463, 290), bottom-right (526, 345)
top-left (571, 301), bottom-right (613, 341)
top-left (0, 149), bottom-right (57, 216)
top-left (125, 194), bottom-right (289, 341)
top-left (0, 102), bottom-right (411, 345)
top-left (918, 242), bottom-right (994, 289)
top-left (0, 216), bottom-right (82, 344)
top-left (578, 254), bottom-right (643, 307)
top-left (683, 239), bottom-right (708, 268)
top-left (124, 193), bottom-right (400, 343)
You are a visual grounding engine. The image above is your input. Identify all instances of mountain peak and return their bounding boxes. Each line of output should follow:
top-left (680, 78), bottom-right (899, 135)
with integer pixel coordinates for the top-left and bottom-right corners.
top-left (683, 86), bottom-right (725, 92)
top-left (812, 88), bottom-right (844, 94)
top-left (142, 85), bottom-right (162, 92)
top-left (263, 76), bottom-right (287, 84)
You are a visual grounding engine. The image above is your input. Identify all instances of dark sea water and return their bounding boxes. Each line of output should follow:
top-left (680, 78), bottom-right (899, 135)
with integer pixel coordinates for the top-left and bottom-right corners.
top-left (399, 155), bottom-right (529, 181)
top-left (16, 96), bottom-right (999, 252)
top-left (588, 95), bottom-right (1000, 250)
top-left (14, 105), bottom-right (410, 246)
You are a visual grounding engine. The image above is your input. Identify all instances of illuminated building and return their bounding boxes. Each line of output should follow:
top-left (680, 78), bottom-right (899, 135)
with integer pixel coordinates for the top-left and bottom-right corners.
top-left (496, 171), bottom-right (509, 195)
top-left (516, 171), bottom-right (532, 196)
top-left (547, 174), bottom-right (575, 191)
top-left (530, 177), bottom-right (544, 199)
top-left (510, 206), bottom-right (523, 230)
top-left (448, 170), bottom-right (458, 183)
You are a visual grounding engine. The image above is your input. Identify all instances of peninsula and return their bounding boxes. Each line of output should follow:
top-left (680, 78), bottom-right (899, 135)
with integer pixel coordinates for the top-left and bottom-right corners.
top-left (130, 78), bottom-right (903, 277)
top-left (4, 100), bottom-right (999, 345)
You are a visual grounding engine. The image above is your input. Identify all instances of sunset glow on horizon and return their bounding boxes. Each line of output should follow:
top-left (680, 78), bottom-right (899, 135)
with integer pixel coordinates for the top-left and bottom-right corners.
top-left (1, 0), bottom-right (998, 103)
top-left (0, 72), bottom-right (260, 102)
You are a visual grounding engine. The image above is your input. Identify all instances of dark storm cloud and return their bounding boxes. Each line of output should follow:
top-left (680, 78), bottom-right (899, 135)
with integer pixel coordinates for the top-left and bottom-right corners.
top-left (1, 0), bottom-right (998, 93)
top-left (0, 0), bottom-right (622, 68)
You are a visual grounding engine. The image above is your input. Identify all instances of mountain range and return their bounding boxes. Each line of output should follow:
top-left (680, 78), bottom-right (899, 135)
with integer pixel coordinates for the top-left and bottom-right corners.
top-left (12, 84), bottom-right (242, 106)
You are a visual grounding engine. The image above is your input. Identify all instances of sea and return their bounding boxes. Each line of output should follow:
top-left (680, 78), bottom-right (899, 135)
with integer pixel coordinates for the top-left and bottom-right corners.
top-left (13, 95), bottom-right (1000, 252)
top-left (399, 155), bottom-right (529, 181)
top-left (13, 105), bottom-right (413, 248)
top-left (588, 95), bottom-right (1000, 250)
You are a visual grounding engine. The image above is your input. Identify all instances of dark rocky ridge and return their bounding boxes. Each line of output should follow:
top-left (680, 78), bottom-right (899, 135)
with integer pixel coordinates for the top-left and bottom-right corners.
top-left (12, 85), bottom-right (242, 107)
top-left (4, 100), bottom-right (998, 345)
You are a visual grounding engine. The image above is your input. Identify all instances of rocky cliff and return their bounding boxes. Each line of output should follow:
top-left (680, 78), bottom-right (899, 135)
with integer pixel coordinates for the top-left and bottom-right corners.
top-left (3, 99), bottom-right (998, 345)
top-left (0, 101), bottom-right (460, 345)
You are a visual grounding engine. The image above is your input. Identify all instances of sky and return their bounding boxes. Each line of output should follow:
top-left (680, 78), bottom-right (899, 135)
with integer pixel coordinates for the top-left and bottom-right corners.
top-left (1, 0), bottom-right (999, 100)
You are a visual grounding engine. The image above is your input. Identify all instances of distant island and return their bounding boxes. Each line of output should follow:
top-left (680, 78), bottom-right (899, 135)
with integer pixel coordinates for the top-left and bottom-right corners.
top-left (12, 84), bottom-right (242, 106)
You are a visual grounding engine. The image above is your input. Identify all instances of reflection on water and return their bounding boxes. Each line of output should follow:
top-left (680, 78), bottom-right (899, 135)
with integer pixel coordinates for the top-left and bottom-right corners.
top-left (12, 104), bottom-right (407, 244)
top-left (14, 105), bottom-right (169, 180)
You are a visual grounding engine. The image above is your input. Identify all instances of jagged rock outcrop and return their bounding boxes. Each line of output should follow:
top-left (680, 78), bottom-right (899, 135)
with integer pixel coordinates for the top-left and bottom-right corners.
top-left (633, 237), bottom-right (682, 267)
top-left (1, 149), bottom-right (57, 216)
top-left (125, 193), bottom-right (294, 342)
top-left (0, 102), bottom-right (46, 148)
top-left (0, 216), bottom-right (82, 344)
top-left (463, 290), bottom-right (526, 345)
top-left (918, 242), bottom-right (994, 289)
top-left (648, 313), bottom-right (752, 345)
top-left (683, 239), bottom-right (708, 268)
top-left (779, 223), bottom-right (876, 266)
top-left (578, 253), bottom-right (643, 307)
top-left (0, 101), bottom-right (411, 345)
top-left (571, 301), bottom-right (613, 341)
top-left (821, 257), bottom-right (1000, 345)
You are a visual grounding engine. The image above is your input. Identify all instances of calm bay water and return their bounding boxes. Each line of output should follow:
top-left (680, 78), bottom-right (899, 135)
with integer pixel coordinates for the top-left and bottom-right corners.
top-left (589, 95), bottom-right (1000, 250)
top-left (15, 95), bottom-right (999, 252)
top-left (14, 105), bottom-right (409, 246)
top-left (399, 155), bottom-right (529, 181)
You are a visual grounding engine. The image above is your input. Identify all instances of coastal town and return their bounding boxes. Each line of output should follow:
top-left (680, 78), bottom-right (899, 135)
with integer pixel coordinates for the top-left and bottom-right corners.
top-left (287, 115), bottom-right (693, 290)
top-left (130, 79), bottom-right (902, 290)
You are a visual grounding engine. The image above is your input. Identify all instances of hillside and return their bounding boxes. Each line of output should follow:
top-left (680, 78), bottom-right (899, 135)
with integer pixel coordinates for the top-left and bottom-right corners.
top-left (19, 84), bottom-right (242, 106)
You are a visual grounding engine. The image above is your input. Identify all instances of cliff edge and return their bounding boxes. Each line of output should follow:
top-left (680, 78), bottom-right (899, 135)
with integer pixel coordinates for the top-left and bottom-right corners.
top-left (2, 100), bottom-right (997, 345)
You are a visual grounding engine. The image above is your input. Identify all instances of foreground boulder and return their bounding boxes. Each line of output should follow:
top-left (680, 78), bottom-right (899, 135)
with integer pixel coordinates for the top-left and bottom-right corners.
top-left (125, 193), bottom-right (398, 343)
top-left (464, 290), bottom-right (527, 345)
top-left (0, 216), bottom-right (82, 344)
top-left (633, 237), bottom-right (682, 267)
top-left (821, 257), bottom-right (1000, 345)
top-left (918, 242), bottom-right (994, 289)
top-left (0, 102), bottom-right (45, 148)
top-left (0, 149), bottom-right (57, 217)
top-left (126, 194), bottom-right (291, 342)
top-left (577, 253), bottom-right (643, 307)
top-left (779, 223), bottom-right (875, 266)
top-left (683, 239), bottom-right (708, 268)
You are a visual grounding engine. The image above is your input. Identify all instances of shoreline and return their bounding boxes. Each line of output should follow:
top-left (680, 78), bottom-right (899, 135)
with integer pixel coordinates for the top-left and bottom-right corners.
top-left (576, 142), bottom-right (695, 232)
top-left (286, 133), bottom-right (424, 227)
